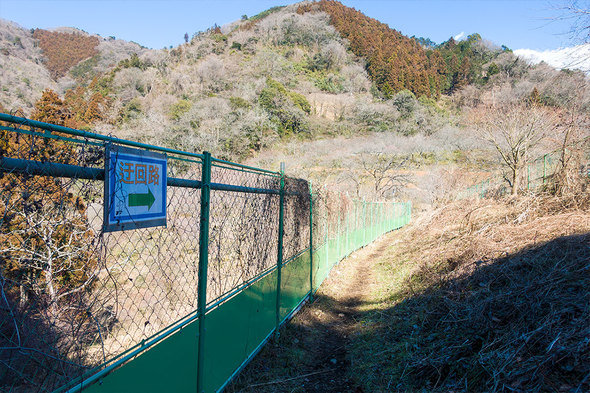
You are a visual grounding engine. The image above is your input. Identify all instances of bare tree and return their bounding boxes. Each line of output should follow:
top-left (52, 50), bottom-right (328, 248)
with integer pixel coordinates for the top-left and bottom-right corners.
top-left (471, 103), bottom-right (557, 195)
top-left (552, 1), bottom-right (590, 44)
top-left (552, 84), bottom-right (590, 195)
top-left (348, 152), bottom-right (411, 199)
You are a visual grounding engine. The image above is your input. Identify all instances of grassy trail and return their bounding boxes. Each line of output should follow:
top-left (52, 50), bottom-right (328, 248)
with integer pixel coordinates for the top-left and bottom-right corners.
top-left (226, 232), bottom-right (401, 393)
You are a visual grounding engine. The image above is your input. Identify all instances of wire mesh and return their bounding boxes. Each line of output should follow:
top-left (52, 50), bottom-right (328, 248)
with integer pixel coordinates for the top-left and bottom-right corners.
top-left (0, 119), bottom-right (203, 392)
top-left (283, 177), bottom-right (310, 263)
top-left (206, 165), bottom-right (280, 305)
top-left (458, 140), bottom-right (590, 200)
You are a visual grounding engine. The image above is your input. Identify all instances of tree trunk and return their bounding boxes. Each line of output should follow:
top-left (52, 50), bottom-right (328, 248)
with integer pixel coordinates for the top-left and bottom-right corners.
top-left (45, 261), bottom-right (58, 316)
top-left (511, 168), bottom-right (519, 196)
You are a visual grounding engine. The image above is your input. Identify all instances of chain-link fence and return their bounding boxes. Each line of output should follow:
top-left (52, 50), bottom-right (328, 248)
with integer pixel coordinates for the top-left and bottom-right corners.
top-left (458, 142), bottom-right (590, 200)
top-left (0, 113), bottom-right (411, 393)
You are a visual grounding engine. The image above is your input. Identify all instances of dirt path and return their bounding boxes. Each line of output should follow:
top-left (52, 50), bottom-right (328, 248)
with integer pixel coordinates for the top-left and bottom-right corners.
top-left (226, 236), bottom-right (392, 393)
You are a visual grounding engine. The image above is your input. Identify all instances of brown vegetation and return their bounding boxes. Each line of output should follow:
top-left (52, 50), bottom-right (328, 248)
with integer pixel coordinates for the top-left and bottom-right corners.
top-left (360, 194), bottom-right (590, 392)
top-left (298, 0), bottom-right (445, 98)
top-left (32, 29), bottom-right (99, 79)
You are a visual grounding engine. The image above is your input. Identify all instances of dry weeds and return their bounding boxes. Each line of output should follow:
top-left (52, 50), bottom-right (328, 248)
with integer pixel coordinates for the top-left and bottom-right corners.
top-left (354, 194), bottom-right (589, 392)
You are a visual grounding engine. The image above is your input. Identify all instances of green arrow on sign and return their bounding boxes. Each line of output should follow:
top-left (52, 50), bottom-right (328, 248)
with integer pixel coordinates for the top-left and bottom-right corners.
top-left (128, 188), bottom-right (156, 210)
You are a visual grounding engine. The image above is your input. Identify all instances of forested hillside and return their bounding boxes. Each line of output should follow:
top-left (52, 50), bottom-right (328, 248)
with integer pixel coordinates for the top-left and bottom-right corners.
top-left (0, 21), bottom-right (146, 112)
top-left (297, 0), bottom-right (446, 97)
top-left (0, 1), bottom-right (588, 203)
top-left (297, 0), bottom-right (511, 97)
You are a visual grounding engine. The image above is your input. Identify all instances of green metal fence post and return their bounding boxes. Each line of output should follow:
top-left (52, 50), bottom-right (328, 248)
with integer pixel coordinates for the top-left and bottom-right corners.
top-left (275, 162), bottom-right (285, 339)
top-left (376, 203), bottom-right (379, 236)
top-left (375, 203), bottom-right (379, 236)
top-left (196, 151), bottom-right (212, 393)
top-left (354, 199), bottom-right (359, 245)
top-left (325, 211), bottom-right (329, 268)
top-left (383, 203), bottom-right (386, 232)
top-left (377, 203), bottom-right (381, 235)
top-left (367, 202), bottom-right (371, 241)
top-left (381, 203), bottom-right (385, 234)
top-left (309, 181), bottom-right (314, 299)
top-left (345, 201), bottom-right (350, 255)
top-left (371, 202), bottom-right (375, 240)
top-left (336, 207), bottom-right (341, 259)
top-left (373, 203), bottom-right (376, 239)
top-left (391, 203), bottom-right (394, 230)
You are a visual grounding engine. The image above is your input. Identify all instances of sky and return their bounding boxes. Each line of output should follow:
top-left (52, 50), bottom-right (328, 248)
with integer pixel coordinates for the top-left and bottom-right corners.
top-left (0, 0), bottom-right (580, 51)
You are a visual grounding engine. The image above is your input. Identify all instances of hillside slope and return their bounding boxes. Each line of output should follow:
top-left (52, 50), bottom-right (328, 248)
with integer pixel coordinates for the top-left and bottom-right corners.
top-left (0, 20), bottom-right (147, 112)
top-left (0, 20), bottom-right (57, 112)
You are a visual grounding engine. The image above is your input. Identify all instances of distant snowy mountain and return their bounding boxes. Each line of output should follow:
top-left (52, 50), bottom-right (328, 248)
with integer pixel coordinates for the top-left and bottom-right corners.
top-left (514, 44), bottom-right (590, 74)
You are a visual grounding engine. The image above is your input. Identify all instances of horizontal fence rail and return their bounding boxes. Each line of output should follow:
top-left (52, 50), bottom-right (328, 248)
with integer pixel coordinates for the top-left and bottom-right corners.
top-left (0, 114), bottom-right (411, 393)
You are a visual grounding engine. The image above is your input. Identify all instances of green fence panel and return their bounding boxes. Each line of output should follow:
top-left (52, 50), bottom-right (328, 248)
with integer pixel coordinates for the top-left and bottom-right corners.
top-left (83, 319), bottom-right (199, 393)
top-left (203, 269), bottom-right (278, 392)
top-left (351, 228), bottom-right (362, 251)
top-left (328, 238), bottom-right (338, 268)
top-left (312, 243), bottom-right (328, 291)
top-left (280, 250), bottom-right (312, 320)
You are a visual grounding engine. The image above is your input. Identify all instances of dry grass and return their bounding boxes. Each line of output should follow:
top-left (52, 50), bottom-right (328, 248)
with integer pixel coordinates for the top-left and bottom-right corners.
top-left (351, 194), bottom-right (589, 392)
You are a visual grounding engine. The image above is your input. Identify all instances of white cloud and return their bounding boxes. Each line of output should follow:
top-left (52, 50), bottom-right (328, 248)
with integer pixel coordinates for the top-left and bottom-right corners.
top-left (514, 44), bottom-right (590, 74)
top-left (453, 32), bottom-right (465, 41)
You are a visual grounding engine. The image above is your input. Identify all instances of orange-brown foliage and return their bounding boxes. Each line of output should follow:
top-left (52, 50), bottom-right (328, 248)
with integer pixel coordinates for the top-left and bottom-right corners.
top-left (33, 29), bottom-right (99, 79)
top-left (64, 81), bottom-right (110, 126)
top-left (298, 0), bottom-right (445, 98)
top-left (1, 90), bottom-right (98, 304)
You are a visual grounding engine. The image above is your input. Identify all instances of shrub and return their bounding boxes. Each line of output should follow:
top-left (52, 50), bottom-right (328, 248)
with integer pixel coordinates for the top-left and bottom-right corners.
top-left (116, 53), bottom-right (151, 71)
top-left (229, 96), bottom-right (251, 110)
top-left (69, 55), bottom-right (100, 81)
top-left (288, 91), bottom-right (311, 114)
top-left (258, 77), bottom-right (310, 136)
top-left (168, 99), bottom-right (192, 120)
top-left (119, 98), bottom-right (142, 122)
top-left (392, 89), bottom-right (417, 118)
top-left (314, 72), bottom-right (345, 93)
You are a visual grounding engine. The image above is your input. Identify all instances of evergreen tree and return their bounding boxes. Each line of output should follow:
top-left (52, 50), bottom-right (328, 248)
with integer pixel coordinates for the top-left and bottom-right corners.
top-left (0, 90), bottom-right (98, 314)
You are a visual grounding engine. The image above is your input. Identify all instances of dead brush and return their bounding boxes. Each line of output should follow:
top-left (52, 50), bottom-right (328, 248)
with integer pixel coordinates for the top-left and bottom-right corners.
top-left (377, 194), bottom-right (590, 392)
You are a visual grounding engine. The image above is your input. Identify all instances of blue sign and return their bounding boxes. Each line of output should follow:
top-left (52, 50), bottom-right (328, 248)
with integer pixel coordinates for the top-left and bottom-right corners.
top-left (104, 145), bottom-right (167, 232)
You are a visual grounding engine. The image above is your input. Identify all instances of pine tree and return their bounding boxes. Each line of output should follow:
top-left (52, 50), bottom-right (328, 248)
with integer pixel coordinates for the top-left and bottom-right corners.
top-left (32, 89), bottom-right (74, 127)
top-left (529, 87), bottom-right (542, 106)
